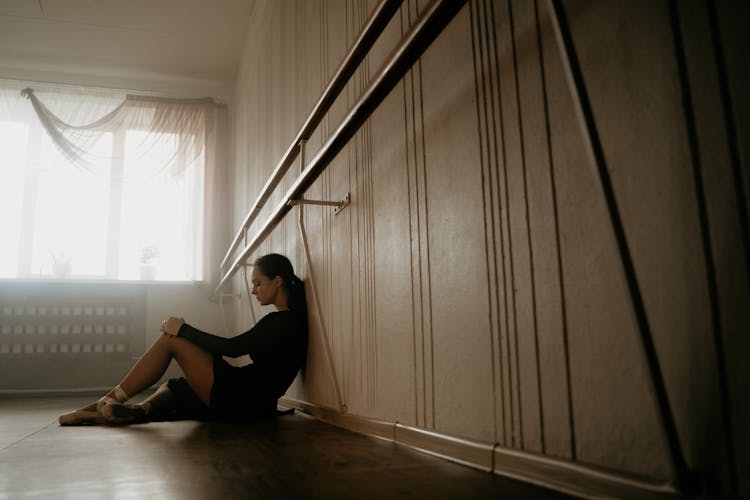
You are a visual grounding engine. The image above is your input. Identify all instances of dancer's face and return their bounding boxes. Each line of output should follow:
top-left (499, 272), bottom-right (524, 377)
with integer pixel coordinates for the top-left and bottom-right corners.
top-left (251, 266), bottom-right (282, 306)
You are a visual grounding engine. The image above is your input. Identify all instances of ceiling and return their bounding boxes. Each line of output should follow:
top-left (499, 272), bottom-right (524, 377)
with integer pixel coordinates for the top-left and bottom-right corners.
top-left (0, 0), bottom-right (256, 98)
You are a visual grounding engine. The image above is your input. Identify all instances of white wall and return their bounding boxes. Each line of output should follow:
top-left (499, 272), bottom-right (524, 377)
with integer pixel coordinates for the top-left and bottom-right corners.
top-left (0, 281), bottom-right (227, 391)
top-left (229, 0), bottom-right (749, 496)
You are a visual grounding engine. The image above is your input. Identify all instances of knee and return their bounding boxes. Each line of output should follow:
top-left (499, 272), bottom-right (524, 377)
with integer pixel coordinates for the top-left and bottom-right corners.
top-left (158, 333), bottom-right (193, 353)
top-left (154, 332), bottom-right (180, 350)
top-left (154, 332), bottom-right (170, 344)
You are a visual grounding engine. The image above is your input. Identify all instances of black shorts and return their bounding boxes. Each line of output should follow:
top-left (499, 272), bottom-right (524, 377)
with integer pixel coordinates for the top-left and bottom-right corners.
top-left (165, 354), bottom-right (277, 421)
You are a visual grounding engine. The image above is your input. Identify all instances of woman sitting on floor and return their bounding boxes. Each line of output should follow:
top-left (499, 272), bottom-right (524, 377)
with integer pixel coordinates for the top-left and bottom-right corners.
top-left (59, 253), bottom-right (308, 426)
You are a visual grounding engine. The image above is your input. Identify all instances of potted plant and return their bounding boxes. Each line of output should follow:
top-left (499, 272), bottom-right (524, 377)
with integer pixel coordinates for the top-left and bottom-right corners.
top-left (50, 251), bottom-right (72, 279)
top-left (138, 244), bottom-right (160, 280)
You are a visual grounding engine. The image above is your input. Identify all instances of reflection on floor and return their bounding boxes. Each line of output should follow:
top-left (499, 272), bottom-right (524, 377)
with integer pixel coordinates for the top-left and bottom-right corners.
top-left (0, 395), bottom-right (574, 499)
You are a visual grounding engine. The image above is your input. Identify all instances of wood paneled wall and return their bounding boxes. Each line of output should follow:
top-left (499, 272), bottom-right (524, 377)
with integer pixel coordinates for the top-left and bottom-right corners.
top-left (229, 0), bottom-right (749, 495)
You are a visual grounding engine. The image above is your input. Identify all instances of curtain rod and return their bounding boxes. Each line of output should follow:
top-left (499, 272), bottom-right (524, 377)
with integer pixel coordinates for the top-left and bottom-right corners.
top-left (1, 76), bottom-right (223, 103)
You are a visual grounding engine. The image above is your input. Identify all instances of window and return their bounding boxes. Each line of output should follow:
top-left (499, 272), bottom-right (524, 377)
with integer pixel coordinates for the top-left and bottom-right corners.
top-left (0, 82), bottom-right (221, 282)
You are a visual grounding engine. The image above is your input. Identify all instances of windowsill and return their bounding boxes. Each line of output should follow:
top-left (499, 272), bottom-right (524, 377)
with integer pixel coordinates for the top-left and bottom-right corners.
top-left (0, 278), bottom-right (204, 286)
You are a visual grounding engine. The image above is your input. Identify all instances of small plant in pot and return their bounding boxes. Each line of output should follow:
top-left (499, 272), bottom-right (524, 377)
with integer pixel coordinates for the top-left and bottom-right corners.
top-left (139, 244), bottom-right (160, 280)
top-left (50, 251), bottom-right (73, 279)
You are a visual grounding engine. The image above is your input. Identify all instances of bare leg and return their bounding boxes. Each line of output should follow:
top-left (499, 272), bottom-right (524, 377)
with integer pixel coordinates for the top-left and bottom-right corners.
top-left (60, 334), bottom-right (214, 426)
top-left (116, 334), bottom-right (214, 404)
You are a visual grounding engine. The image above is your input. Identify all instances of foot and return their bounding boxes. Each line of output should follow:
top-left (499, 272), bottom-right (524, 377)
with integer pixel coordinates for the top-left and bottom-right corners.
top-left (58, 386), bottom-right (131, 426)
top-left (58, 397), bottom-right (110, 426)
top-left (59, 409), bottom-right (107, 426)
top-left (96, 396), bottom-right (118, 416)
top-left (100, 401), bottom-right (149, 426)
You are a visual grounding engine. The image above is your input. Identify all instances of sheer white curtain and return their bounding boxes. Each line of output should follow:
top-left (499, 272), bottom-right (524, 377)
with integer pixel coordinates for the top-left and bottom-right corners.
top-left (0, 79), bottom-right (228, 284)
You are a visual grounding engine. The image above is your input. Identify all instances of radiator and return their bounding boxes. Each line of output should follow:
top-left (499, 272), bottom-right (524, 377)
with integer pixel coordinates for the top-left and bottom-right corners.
top-left (0, 282), bottom-right (146, 392)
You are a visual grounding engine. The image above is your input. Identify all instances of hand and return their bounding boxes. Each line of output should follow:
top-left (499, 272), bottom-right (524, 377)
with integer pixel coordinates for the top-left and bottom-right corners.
top-left (160, 316), bottom-right (185, 336)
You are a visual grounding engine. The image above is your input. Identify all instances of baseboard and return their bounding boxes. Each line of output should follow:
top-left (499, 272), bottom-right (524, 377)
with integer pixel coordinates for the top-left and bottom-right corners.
top-left (394, 423), bottom-right (494, 472)
top-left (281, 397), bottom-right (395, 442)
top-left (492, 446), bottom-right (677, 500)
top-left (279, 397), bottom-right (679, 499)
top-left (0, 384), bottom-right (160, 399)
top-left (0, 387), bottom-right (112, 398)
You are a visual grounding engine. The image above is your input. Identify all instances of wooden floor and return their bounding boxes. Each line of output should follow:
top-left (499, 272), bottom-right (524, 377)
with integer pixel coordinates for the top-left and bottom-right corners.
top-left (0, 395), bottom-right (574, 499)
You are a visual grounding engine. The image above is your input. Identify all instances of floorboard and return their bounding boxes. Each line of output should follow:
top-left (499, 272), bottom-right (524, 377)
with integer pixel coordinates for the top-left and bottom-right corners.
top-left (0, 395), bottom-right (573, 499)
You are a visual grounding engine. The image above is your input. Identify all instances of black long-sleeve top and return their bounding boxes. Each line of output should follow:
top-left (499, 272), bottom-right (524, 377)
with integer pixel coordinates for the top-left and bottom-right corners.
top-left (177, 310), bottom-right (307, 401)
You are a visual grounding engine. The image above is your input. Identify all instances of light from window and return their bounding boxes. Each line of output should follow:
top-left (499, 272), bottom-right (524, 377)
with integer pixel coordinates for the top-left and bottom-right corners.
top-left (0, 93), bottom-right (205, 282)
top-left (0, 121), bottom-right (27, 278)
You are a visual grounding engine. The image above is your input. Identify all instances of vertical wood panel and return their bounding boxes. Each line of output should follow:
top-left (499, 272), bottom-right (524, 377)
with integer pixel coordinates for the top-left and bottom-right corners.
top-left (512, 0), bottom-right (561, 456)
top-left (494, 0), bottom-right (527, 449)
top-left (421, 3), bottom-right (495, 441)
top-left (713, 2), bottom-right (750, 495)
top-left (399, 0), bottom-right (432, 429)
top-left (410, 0), bottom-right (435, 428)
top-left (329, 0), bottom-right (355, 412)
top-left (679, 0), bottom-right (749, 492)
top-left (483, 0), bottom-right (516, 449)
top-left (353, 0), bottom-right (377, 414)
top-left (543, 0), bottom-right (672, 480)
top-left (532, 0), bottom-right (574, 460)
top-left (369, 3), bottom-right (417, 421)
top-left (469, 0), bottom-right (504, 447)
top-left (507, 0), bottom-right (545, 453)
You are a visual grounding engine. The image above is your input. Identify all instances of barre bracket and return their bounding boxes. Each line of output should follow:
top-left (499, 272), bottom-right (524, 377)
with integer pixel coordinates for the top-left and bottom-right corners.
top-left (287, 192), bottom-right (350, 215)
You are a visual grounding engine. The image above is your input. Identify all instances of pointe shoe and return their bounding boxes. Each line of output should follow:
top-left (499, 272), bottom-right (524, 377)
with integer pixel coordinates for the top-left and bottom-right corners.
top-left (100, 401), bottom-right (147, 425)
top-left (95, 386), bottom-right (130, 416)
top-left (96, 396), bottom-right (118, 416)
top-left (59, 409), bottom-right (106, 426)
top-left (96, 396), bottom-right (125, 419)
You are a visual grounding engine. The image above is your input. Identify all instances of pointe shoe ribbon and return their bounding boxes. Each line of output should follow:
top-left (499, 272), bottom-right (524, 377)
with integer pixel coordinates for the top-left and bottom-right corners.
top-left (96, 396), bottom-right (118, 416)
top-left (96, 385), bottom-right (130, 419)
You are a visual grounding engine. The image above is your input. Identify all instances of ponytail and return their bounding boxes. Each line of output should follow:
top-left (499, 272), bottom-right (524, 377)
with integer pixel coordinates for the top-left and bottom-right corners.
top-left (286, 274), bottom-right (307, 317)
